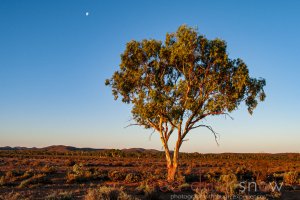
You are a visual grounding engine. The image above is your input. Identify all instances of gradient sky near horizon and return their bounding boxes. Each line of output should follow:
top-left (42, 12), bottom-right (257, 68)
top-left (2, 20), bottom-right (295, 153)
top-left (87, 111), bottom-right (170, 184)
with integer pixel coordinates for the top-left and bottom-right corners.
top-left (0, 1), bottom-right (299, 153)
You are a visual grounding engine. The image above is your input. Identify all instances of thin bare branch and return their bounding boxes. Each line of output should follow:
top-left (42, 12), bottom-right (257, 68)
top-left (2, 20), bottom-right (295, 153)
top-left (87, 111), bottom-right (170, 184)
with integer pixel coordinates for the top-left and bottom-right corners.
top-left (190, 124), bottom-right (220, 146)
top-left (148, 129), bottom-right (156, 141)
top-left (224, 113), bottom-right (234, 120)
top-left (124, 123), bottom-right (141, 128)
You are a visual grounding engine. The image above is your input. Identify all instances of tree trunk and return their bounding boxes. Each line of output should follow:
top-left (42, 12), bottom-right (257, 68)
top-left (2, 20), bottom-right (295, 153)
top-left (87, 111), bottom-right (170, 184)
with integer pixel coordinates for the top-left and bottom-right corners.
top-left (167, 163), bottom-right (178, 182)
top-left (167, 139), bottom-right (181, 182)
top-left (158, 122), bottom-right (182, 182)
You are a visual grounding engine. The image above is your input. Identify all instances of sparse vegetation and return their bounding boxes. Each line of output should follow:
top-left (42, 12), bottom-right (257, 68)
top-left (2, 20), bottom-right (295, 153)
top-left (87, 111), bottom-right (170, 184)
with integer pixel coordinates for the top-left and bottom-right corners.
top-left (46, 191), bottom-right (75, 200)
top-left (0, 149), bottom-right (299, 199)
top-left (84, 186), bottom-right (137, 200)
top-left (108, 170), bottom-right (127, 182)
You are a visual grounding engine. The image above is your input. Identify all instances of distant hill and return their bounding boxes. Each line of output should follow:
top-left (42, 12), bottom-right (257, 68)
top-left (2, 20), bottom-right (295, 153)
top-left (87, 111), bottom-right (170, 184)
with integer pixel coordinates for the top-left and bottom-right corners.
top-left (1, 145), bottom-right (298, 154)
top-left (121, 148), bottom-right (160, 153)
top-left (0, 145), bottom-right (161, 153)
top-left (0, 146), bottom-right (35, 150)
top-left (42, 145), bottom-right (106, 152)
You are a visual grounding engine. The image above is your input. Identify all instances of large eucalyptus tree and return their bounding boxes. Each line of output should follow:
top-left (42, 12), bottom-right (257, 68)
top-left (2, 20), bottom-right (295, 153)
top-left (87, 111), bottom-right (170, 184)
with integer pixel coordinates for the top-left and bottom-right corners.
top-left (105, 25), bottom-right (266, 182)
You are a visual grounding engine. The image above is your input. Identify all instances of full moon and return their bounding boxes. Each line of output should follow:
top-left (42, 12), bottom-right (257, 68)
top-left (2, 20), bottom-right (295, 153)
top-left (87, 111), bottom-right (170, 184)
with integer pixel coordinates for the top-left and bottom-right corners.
top-left (85, 12), bottom-right (89, 16)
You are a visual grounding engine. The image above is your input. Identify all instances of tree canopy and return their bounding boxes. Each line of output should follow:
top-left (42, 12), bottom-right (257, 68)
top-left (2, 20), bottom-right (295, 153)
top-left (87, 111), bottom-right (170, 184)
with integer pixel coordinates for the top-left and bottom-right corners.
top-left (106, 25), bottom-right (265, 131)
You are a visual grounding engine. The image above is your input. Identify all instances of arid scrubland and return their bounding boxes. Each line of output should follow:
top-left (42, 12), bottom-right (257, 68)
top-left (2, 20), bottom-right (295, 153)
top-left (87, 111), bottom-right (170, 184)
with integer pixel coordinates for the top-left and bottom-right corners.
top-left (0, 149), bottom-right (299, 199)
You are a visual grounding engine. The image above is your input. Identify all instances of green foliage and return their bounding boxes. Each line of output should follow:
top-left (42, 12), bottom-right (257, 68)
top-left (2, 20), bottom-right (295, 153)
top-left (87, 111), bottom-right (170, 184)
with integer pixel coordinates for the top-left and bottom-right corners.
top-left (106, 25), bottom-right (266, 133)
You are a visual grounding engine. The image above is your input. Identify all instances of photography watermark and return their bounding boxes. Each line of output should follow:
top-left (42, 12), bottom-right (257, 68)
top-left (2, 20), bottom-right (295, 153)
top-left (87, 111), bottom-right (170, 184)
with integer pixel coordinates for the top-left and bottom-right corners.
top-left (152, 179), bottom-right (286, 193)
top-left (170, 194), bottom-right (193, 200)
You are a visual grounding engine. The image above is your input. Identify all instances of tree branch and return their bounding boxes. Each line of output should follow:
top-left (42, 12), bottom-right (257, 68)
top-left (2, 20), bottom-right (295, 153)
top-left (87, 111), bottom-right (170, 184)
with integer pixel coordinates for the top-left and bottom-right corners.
top-left (166, 124), bottom-right (175, 142)
top-left (148, 129), bottom-right (156, 141)
top-left (190, 124), bottom-right (220, 145)
top-left (147, 119), bottom-right (160, 132)
top-left (124, 123), bottom-right (142, 128)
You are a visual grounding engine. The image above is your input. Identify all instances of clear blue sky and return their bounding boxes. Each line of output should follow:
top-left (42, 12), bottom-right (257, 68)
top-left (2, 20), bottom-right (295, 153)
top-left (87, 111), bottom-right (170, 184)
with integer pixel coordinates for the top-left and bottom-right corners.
top-left (0, 1), bottom-right (299, 153)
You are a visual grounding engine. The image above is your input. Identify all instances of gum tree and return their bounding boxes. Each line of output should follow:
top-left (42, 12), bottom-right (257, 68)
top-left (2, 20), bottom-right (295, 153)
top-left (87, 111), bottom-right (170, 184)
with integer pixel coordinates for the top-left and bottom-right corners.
top-left (105, 25), bottom-right (266, 182)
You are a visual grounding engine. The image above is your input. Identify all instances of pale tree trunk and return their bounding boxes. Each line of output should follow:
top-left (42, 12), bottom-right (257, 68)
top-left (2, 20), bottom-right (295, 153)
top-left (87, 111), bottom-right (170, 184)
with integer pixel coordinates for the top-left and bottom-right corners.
top-left (160, 131), bottom-right (175, 182)
top-left (157, 118), bottom-right (183, 182)
top-left (167, 163), bottom-right (177, 182)
top-left (166, 138), bottom-right (181, 182)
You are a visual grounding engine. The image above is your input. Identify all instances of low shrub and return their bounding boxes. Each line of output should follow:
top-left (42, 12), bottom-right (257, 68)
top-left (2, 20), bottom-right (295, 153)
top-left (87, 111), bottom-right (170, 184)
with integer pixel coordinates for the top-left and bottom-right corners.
top-left (65, 160), bottom-right (76, 167)
top-left (218, 173), bottom-right (237, 198)
top-left (42, 165), bottom-right (57, 174)
top-left (108, 170), bottom-right (127, 181)
top-left (66, 163), bottom-right (92, 183)
top-left (0, 170), bottom-right (23, 186)
top-left (125, 172), bottom-right (142, 183)
top-left (18, 173), bottom-right (50, 188)
top-left (283, 171), bottom-right (298, 185)
top-left (253, 170), bottom-right (267, 182)
top-left (135, 182), bottom-right (161, 200)
top-left (92, 169), bottom-right (109, 181)
top-left (204, 172), bottom-right (217, 183)
top-left (0, 192), bottom-right (24, 200)
top-left (153, 168), bottom-right (166, 179)
top-left (22, 170), bottom-right (34, 178)
top-left (84, 186), bottom-right (137, 200)
top-left (0, 176), bottom-right (6, 186)
top-left (46, 191), bottom-right (75, 200)
top-left (66, 171), bottom-right (91, 183)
